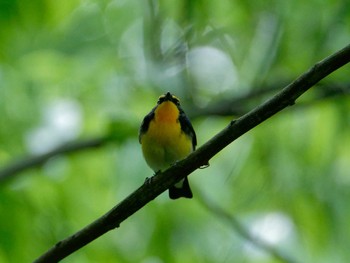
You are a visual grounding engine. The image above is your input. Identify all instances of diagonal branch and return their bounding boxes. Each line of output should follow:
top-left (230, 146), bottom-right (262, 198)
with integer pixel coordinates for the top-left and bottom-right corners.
top-left (34, 43), bottom-right (350, 262)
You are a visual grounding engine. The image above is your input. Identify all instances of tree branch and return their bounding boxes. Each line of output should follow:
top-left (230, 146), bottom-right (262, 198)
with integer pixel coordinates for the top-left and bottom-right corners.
top-left (32, 42), bottom-right (350, 262)
top-left (189, 82), bottom-right (350, 118)
top-left (0, 137), bottom-right (109, 183)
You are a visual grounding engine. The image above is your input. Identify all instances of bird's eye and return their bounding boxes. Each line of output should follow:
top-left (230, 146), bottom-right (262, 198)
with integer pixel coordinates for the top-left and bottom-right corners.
top-left (171, 95), bottom-right (180, 105)
top-left (173, 98), bottom-right (180, 105)
top-left (157, 95), bottom-right (165, 104)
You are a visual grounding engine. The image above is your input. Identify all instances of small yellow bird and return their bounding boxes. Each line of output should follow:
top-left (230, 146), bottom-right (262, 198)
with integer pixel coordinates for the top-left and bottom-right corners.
top-left (139, 92), bottom-right (196, 199)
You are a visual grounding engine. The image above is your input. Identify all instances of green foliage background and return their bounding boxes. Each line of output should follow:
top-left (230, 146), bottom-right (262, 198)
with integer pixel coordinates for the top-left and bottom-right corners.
top-left (0, 0), bottom-right (350, 262)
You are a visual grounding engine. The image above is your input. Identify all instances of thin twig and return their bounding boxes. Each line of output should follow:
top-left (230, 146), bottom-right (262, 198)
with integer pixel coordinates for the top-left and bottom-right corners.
top-left (189, 82), bottom-right (350, 118)
top-left (0, 137), bottom-right (108, 183)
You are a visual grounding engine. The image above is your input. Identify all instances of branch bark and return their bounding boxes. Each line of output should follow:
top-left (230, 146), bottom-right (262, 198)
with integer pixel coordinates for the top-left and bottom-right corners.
top-left (34, 43), bottom-right (350, 262)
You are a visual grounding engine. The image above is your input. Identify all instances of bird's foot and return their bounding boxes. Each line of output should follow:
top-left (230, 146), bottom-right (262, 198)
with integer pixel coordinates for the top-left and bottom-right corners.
top-left (144, 170), bottom-right (160, 185)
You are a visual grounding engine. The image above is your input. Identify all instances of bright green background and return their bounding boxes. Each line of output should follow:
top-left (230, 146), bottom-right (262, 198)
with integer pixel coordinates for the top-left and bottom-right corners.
top-left (1, 0), bottom-right (350, 262)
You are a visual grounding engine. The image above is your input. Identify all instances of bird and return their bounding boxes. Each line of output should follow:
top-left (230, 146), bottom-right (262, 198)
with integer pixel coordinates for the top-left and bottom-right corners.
top-left (139, 91), bottom-right (196, 199)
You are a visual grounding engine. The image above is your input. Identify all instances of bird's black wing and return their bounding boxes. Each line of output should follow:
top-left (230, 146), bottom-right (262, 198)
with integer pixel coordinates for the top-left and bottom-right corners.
top-left (178, 109), bottom-right (197, 150)
top-left (139, 108), bottom-right (155, 143)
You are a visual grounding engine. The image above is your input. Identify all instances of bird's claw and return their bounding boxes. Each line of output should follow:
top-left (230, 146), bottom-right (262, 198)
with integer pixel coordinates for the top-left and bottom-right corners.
top-left (144, 177), bottom-right (153, 185)
top-left (144, 170), bottom-right (161, 185)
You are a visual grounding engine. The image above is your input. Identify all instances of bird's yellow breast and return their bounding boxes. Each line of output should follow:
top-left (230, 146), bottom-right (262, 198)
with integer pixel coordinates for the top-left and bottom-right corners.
top-left (141, 101), bottom-right (193, 172)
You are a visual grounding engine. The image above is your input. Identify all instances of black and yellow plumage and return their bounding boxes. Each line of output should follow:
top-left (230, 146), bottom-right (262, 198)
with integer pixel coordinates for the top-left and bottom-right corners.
top-left (139, 92), bottom-right (196, 199)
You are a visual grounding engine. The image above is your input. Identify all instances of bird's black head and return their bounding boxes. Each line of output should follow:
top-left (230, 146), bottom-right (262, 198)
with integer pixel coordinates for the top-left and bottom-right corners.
top-left (157, 91), bottom-right (180, 106)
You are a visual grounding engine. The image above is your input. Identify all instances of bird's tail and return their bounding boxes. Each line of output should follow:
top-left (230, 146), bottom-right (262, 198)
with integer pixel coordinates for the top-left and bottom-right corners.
top-left (169, 177), bottom-right (193, 199)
